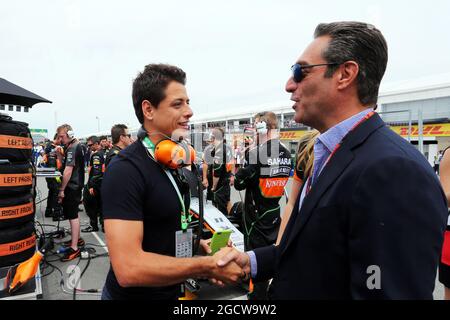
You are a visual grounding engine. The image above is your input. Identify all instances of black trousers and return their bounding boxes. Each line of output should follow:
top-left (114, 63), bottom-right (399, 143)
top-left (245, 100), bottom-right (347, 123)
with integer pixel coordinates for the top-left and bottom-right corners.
top-left (212, 183), bottom-right (230, 215)
top-left (45, 178), bottom-right (62, 215)
top-left (83, 186), bottom-right (103, 229)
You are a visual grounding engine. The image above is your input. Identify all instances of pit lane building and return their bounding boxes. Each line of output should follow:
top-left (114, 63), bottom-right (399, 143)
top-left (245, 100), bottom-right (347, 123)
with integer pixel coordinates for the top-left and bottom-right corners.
top-left (190, 73), bottom-right (450, 166)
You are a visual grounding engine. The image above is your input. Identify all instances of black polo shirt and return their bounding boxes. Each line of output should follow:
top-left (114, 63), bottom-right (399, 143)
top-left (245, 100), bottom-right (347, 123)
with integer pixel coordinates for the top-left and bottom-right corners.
top-left (101, 140), bottom-right (183, 300)
top-left (63, 140), bottom-right (85, 190)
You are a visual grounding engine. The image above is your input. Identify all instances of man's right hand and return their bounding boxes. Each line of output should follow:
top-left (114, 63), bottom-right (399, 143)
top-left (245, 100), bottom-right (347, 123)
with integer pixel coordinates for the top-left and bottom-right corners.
top-left (207, 247), bottom-right (245, 286)
top-left (202, 178), bottom-right (209, 188)
top-left (209, 247), bottom-right (251, 286)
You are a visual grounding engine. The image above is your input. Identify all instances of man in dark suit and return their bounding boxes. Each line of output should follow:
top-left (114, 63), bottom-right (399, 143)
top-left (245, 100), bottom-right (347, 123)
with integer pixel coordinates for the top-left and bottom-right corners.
top-left (214, 21), bottom-right (448, 299)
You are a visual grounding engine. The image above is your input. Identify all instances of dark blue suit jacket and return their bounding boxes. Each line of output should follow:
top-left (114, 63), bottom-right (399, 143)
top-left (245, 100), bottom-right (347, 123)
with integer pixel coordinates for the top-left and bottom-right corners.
top-left (253, 113), bottom-right (448, 299)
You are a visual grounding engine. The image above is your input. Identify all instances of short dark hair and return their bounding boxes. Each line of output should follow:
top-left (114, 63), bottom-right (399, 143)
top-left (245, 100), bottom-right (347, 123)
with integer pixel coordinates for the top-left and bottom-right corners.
top-left (111, 124), bottom-right (128, 144)
top-left (87, 136), bottom-right (100, 144)
top-left (132, 64), bottom-right (187, 124)
top-left (99, 135), bottom-right (107, 141)
top-left (314, 21), bottom-right (388, 106)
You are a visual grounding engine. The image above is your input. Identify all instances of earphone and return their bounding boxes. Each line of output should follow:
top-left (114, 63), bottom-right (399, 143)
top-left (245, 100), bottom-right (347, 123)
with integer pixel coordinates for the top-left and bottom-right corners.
top-left (255, 121), bottom-right (268, 135)
top-left (138, 126), bottom-right (196, 170)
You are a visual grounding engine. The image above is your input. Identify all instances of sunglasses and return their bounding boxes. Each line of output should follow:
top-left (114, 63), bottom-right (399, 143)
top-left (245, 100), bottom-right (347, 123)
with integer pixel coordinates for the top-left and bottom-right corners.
top-left (87, 143), bottom-right (94, 148)
top-left (291, 63), bottom-right (341, 83)
top-left (121, 134), bottom-right (131, 138)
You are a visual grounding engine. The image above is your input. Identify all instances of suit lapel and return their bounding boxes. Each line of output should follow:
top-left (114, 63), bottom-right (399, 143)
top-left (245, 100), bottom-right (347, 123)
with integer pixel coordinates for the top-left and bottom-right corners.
top-left (280, 114), bottom-right (386, 256)
top-left (281, 148), bottom-right (354, 255)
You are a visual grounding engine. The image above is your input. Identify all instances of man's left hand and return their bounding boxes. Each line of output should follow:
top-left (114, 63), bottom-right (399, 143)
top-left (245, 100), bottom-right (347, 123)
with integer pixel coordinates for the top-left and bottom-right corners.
top-left (199, 239), bottom-right (212, 255)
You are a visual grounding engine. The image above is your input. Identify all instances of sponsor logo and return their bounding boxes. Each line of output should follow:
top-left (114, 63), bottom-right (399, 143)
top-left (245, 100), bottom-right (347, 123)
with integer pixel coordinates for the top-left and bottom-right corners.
top-left (264, 178), bottom-right (288, 189)
top-left (267, 158), bottom-right (292, 166)
top-left (259, 177), bottom-right (289, 198)
top-left (270, 166), bottom-right (291, 177)
top-left (393, 124), bottom-right (450, 137)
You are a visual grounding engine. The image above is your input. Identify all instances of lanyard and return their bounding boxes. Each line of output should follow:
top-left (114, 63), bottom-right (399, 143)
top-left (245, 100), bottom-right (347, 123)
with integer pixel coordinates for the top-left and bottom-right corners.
top-left (142, 137), bottom-right (191, 231)
top-left (306, 111), bottom-right (376, 195)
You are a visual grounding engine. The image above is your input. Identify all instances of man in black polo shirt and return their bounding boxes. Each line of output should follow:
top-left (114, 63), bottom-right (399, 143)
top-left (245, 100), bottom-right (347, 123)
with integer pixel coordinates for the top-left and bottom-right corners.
top-left (209, 128), bottom-right (234, 215)
top-left (101, 64), bottom-right (243, 300)
top-left (99, 135), bottom-right (109, 160)
top-left (57, 124), bottom-right (85, 261)
top-left (43, 133), bottom-right (64, 219)
top-left (234, 111), bottom-right (292, 300)
top-left (104, 124), bottom-right (132, 168)
top-left (82, 135), bottom-right (104, 233)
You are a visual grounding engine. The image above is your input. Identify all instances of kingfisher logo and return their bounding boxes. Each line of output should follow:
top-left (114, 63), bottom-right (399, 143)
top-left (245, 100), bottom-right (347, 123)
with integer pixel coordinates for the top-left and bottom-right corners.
top-left (259, 177), bottom-right (289, 198)
top-left (265, 179), bottom-right (288, 189)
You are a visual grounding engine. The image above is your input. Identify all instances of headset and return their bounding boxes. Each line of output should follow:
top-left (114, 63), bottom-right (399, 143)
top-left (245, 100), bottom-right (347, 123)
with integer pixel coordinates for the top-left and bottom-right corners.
top-left (137, 127), bottom-right (196, 170)
top-left (67, 130), bottom-right (75, 139)
top-left (255, 121), bottom-right (268, 135)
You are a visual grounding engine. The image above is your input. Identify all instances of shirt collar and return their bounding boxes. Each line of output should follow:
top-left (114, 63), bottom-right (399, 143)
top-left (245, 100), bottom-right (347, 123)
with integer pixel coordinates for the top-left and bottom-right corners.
top-left (317, 108), bottom-right (374, 153)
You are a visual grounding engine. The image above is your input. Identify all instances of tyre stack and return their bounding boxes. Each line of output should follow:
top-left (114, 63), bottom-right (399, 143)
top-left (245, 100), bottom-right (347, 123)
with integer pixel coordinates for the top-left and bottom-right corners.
top-left (0, 114), bottom-right (36, 268)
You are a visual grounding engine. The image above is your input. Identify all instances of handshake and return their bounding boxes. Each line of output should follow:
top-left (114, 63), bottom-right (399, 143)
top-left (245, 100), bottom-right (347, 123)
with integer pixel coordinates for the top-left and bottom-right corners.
top-left (199, 240), bottom-right (252, 287)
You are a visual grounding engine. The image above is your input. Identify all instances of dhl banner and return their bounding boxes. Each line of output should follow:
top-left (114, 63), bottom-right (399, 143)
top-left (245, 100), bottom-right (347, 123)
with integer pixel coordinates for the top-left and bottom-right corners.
top-left (279, 131), bottom-right (310, 141)
top-left (232, 131), bottom-right (310, 142)
top-left (278, 123), bottom-right (450, 141)
top-left (390, 123), bottom-right (450, 137)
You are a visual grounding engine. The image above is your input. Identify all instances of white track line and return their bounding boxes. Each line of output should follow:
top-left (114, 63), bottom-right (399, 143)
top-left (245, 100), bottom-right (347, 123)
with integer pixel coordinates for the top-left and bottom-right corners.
top-left (91, 232), bottom-right (109, 253)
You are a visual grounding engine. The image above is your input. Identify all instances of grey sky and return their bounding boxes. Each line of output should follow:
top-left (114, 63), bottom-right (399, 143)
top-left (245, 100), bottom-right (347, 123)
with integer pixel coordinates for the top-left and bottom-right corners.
top-left (2, 0), bottom-right (450, 136)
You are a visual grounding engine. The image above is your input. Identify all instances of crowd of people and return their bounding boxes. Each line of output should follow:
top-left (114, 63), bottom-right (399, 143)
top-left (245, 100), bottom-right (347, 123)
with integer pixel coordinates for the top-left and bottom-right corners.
top-left (38, 20), bottom-right (450, 300)
top-left (41, 124), bottom-right (133, 261)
